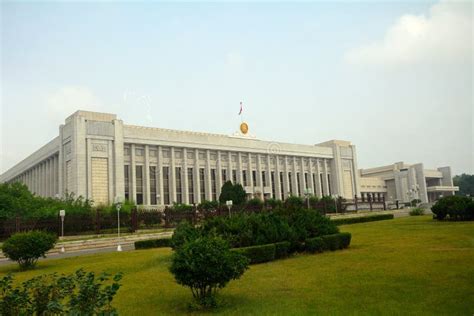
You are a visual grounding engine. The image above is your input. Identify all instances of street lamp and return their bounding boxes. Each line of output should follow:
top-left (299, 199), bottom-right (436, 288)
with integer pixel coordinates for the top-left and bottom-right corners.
top-left (304, 188), bottom-right (312, 209)
top-left (226, 200), bottom-right (233, 217)
top-left (332, 194), bottom-right (338, 213)
top-left (59, 209), bottom-right (65, 253)
top-left (115, 196), bottom-right (123, 252)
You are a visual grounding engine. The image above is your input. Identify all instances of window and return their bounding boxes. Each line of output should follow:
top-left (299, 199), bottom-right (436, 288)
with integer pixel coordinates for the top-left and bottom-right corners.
top-left (242, 170), bottom-right (248, 186)
top-left (136, 148), bottom-right (144, 156)
top-left (288, 172), bottom-right (293, 194)
top-left (150, 166), bottom-right (157, 205)
top-left (296, 173), bottom-right (301, 196)
top-left (222, 169), bottom-right (227, 183)
top-left (327, 174), bottom-right (332, 195)
top-left (262, 171), bottom-right (267, 187)
top-left (199, 168), bottom-right (206, 201)
top-left (211, 169), bottom-right (217, 201)
top-left (320, 174), bottom-right (325, 195)
top-left (136, 166), bottom-right (143, 205)
top-left (176, 167), bottom-right (182, 204)
top-left (188, 168), bottom-right (194, 204)
top-left (124, 165), bottom-right (130, 201)
top-left (252, 170), bottom-right (257, 187)
top-left (163, 167), bottom-right (170, 205)
top-left (280, 172), bottom-right (285, 199)
top-left (232, 170), bottom-right (237, 183)
top-left (271, 171), bottom-right (276, 198)
top-left (304, 173), bottom-right (309, 190)
top-left (149, 149), bottom-right (157, 157)
top-left (124, 147), bottom-right (130, 156)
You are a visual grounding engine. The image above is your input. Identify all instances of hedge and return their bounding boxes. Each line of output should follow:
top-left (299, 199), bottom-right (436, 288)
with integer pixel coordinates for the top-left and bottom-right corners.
top-left (331, 214), bottom-right (394, 226)
top-left (339, 232), bottom-right (352, 249)
top-left (134, 238), bottom-right (172, 249)
top-left (321, 234), bottom-right (341, 251)
top-left (305, 237), bottom-right (324, 253)
top-left (274, 241), bottom-right (291, 259)
top-left (234, 244), bottom-right (276, 264)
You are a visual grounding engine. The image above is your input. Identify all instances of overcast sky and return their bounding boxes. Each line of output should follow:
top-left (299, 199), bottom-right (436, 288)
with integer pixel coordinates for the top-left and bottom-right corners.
top-left (1, 1), bottom-right (472, 175)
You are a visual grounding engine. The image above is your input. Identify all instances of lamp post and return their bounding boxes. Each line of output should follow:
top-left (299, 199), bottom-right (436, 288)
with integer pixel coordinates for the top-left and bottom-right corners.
top-left (304, 188), bottom-right (312, 209)
top-left (59, 209), bottom-right (65, 253)
top-left (226, 200), bottom-right (233, 217)
top-left (115, 196), bottom-right (123, 252)
top-left (332, 194), bottom-right (338, 213)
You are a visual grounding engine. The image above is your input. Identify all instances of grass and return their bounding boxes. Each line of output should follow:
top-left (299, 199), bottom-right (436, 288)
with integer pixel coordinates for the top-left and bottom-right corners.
top-left (1, 215), bottom-right (473, 315)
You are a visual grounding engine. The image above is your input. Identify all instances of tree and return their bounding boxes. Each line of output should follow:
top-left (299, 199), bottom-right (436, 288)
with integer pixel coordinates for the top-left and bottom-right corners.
top-left (218, 181), bottom-right (247, 206)
top-left (1, 231), bottom-right (57, 270)
top-left (453, 174), bottom-right (474, 196)
top-left (169, 237), bottom-right (249, 308)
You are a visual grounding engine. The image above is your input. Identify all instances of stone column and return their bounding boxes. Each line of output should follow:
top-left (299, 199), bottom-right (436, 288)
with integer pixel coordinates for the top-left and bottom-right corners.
top-left (283, 157), bottom-right (290, 198)
top-left (206, 150), bottom-right (212, 201)
top-left (227, 152), bottom-right (233, 183)
top-left (292, 157), bottom-right (298, 196)
top-left (322, 159), bottom-right (330, 196)
top-left (131, 144), bottom-right (136, 202)
top-left (275, 156), bottom-right (282, 200)
top-left (144, 145), bottom-right (151, 205)
top-left (170, 147), bottom-right (176, 203)
top-left (216, 151), bottom-right (222, 198)
top-left (183, 148), bottom-right (189, 204)
top-left (194, 150), bottom-right (201, 203)
top-left (157, 146), bottom-right (164, 206)
top-left (237, 152), bottom-right (243, 184)
top-left (300, 157), bottom-right (306, 194)
top-left (309, 158), bottom-right (315, 195)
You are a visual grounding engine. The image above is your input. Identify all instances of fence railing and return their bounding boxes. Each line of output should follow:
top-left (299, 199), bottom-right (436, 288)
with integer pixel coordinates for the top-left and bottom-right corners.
top-left (0, 196), bottom-right (388, 239)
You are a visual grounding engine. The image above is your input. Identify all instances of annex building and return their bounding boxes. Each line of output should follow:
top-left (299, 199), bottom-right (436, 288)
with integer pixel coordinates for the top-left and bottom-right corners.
top-left (0, 111), bottom-right (458, 207)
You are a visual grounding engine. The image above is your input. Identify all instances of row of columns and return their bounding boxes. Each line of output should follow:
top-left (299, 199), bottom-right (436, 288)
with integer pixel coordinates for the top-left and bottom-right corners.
top-left (126, 145), bottom-right (333, 206)
top-left (8, 154), bottom-right (59, 198)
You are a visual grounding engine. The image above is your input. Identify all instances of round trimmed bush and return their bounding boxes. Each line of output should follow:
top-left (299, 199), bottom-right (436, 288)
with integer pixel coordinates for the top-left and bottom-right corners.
top-left (2, 231), bottom-right (57, 270)
top-left (170, 236), bottom-right (249, 308)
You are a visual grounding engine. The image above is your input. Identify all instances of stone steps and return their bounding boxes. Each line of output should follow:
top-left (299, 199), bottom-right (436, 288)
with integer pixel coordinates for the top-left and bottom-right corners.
top-left (0, 231), bottom-right (173, 260)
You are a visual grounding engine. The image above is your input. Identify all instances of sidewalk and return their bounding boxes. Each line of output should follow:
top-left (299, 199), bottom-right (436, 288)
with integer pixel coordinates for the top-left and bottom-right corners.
top-left (0, 230), bottom-right (173, 263)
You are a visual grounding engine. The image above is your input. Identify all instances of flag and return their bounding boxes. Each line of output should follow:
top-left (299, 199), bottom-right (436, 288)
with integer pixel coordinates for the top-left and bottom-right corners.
top-left (238, 101), bottom-right (243, 115)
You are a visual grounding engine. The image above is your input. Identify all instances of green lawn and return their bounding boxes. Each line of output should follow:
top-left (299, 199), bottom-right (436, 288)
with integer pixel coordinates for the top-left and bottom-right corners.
top-left (1, 216), bottom-right (473, 315)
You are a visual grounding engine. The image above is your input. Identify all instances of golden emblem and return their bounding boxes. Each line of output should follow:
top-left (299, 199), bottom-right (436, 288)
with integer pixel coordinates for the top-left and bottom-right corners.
top-left (240, 122), bottom-right (249, 134)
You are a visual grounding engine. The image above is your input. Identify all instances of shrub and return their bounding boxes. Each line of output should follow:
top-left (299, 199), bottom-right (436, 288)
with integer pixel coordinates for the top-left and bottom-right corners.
top-left (218, 181), bottom-right (247, 206)
top-left (0, 269), bottom-right (122, 315)
top-left (274, 241), bottom-right (291, 258)
top-left (197, 200), bottom-right (219, 212)
top-left (339, 232), bottom-right (352, 249)
top-left (284, 196), bottom-right (305, 211)
top-left (265, 198), bottom-right (282, 210)
top-left (286, 209), bottom-right (339, 243)
top-left (409, 207), bottom-right (425, 216)
top-left (431, 195), bottom-right (473, 221)
top-left (170, 237), bottom-right (249, 308)
top-left (2, 231), bottom-right (57, 270)
top-left (171, 203), bottom-right (193, 212)
top-left (321, 234), bottom-right (340, 251)
top-left (305, 237), bottom-right (324, 253)
top-left (171, 221), bottom-right (200, 250)
top-left (245, 198), bottom-right (264, 211)
top-left (200, 212), bottom-right (292, 248)
top-left (331, 214), bottom-right (394, 225)
top-left (234, 244), bottom-right (276, 264)
top-left (411, 199), bottom-right (421, 207)
top-left (135, 238), bottom-right (171, 249)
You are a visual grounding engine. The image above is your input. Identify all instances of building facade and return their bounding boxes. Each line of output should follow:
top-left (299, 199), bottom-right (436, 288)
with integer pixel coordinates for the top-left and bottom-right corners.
top-left (0, 110), bottom-right (457, 206)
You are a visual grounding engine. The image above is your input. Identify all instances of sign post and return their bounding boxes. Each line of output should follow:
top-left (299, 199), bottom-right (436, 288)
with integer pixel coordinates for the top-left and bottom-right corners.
top-left (226, 200), bottom-right (233, 217)
top-left (59, 210), bottom-right (65, 253)
top-left (115, 196), bottom-right (123, 252)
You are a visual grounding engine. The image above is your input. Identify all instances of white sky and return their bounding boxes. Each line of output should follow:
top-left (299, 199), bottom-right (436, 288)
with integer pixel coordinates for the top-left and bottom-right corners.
top-left (1, 1), bottom-right (473, 175)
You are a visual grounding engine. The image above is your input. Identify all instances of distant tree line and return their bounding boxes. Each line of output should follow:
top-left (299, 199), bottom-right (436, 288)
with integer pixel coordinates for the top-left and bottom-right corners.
top-left (453, 174), bottom-right (474, 197)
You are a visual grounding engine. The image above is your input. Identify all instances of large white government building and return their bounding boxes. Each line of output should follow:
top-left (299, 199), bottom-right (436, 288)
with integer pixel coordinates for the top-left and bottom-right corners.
top-left (0, 111), bottom-right (458, 207)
